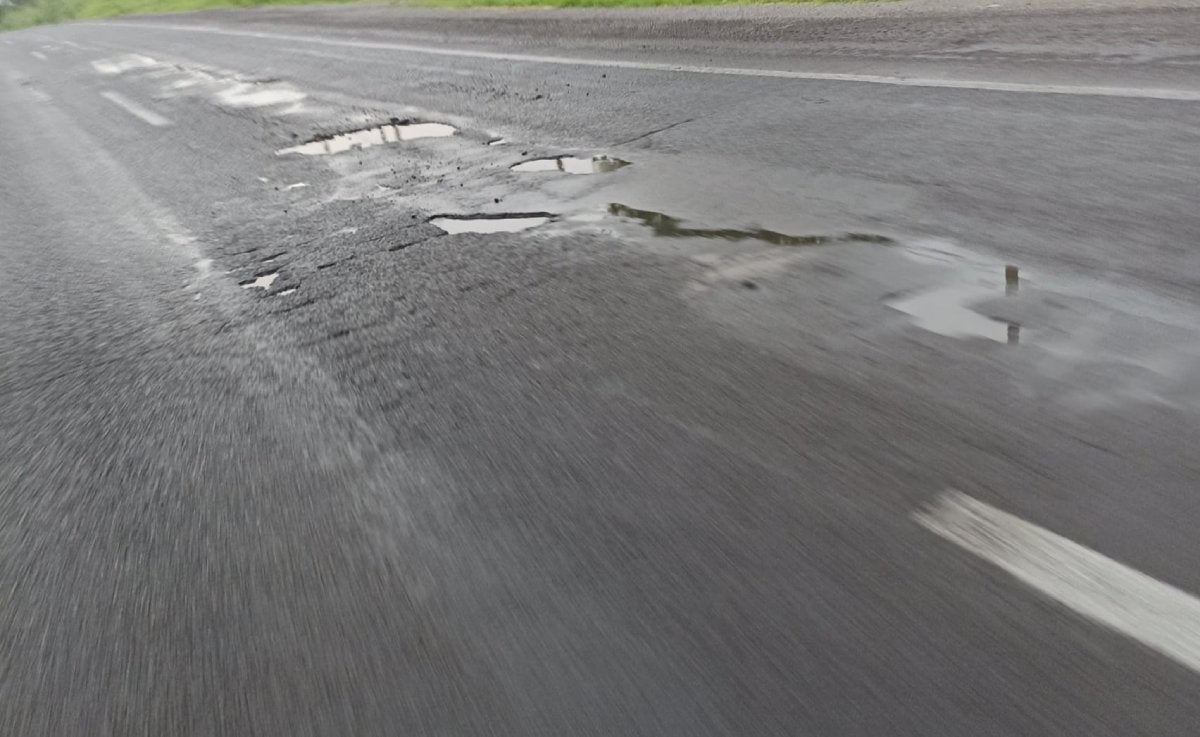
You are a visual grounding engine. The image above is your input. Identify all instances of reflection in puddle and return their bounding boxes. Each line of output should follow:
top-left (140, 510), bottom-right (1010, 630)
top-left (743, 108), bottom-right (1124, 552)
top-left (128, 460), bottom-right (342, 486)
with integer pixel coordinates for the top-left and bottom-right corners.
top-left (887, 267), bottom-right (1021, 344)
top-left (513, 156), bottom-right (629, 174)
top-left (430, 213), bottom-right (553, 234)
top-left (609, 204), bottom-right (894, 247)
top-left (277, 121), bottom-right (457, 156)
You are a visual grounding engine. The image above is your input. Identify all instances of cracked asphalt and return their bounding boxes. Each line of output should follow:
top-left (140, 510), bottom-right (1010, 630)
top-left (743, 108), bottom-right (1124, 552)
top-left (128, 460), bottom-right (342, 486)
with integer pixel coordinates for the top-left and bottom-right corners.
top-left (3, 1), bottom-right (1200, 733)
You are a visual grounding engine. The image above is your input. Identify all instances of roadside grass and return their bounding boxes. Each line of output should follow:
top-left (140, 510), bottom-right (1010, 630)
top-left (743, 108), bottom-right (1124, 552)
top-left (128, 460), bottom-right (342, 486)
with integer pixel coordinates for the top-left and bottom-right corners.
top-left (0, 0), bottom-right (358, 29)
top-left (2, 0), bottom-right (866, 31)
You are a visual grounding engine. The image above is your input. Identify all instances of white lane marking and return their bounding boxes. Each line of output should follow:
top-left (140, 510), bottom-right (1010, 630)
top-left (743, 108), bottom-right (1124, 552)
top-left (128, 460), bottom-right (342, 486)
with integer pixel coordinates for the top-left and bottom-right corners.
top-left (99, 91), bottom-right (172, 127)
top-left (98, 21), bottom-right (1200, 102)
top-left (916, 491), bottom-right (1200, 674)
top-left (30, 51), bottom-right (48, 61)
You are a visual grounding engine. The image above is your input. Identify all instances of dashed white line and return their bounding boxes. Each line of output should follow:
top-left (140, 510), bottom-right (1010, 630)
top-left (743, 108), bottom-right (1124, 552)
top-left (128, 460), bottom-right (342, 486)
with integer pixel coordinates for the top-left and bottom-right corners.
top-left (98, 20), bottom-right (1200, 102)
top-left (916, 490), bottom-right (1200, 674)
top-left (99, 90), bottom-right (171, 127)
top-left (30, 51), bottom-right (48, 61)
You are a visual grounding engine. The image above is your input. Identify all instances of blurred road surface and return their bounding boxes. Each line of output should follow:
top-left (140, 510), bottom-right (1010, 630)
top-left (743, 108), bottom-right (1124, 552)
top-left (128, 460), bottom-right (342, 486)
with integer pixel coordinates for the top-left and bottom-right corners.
top-left (3, 1), bottom-right (1200, 733)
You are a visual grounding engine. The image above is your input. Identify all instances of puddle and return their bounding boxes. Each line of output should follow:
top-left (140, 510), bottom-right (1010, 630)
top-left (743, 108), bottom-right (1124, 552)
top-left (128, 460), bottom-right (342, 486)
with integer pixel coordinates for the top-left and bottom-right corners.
top-left (430, 213), bottom-right (554, 234)
top-left (488, 138), bottom-right (507, 146)
top-left (513, 156), bottom-right (629, 175)
top-left (609, 204), bottom-right (894, 247)
top-left (240, 272), bottom-right (279, 290)
top-left (283, 182), bottom-right (308, 190)
top-left (277, 287), bottom-right (297, 296)
top-left (277, 121), bottom-right (457, 156)
top-left (887, 265), bottom-right (1021, 344)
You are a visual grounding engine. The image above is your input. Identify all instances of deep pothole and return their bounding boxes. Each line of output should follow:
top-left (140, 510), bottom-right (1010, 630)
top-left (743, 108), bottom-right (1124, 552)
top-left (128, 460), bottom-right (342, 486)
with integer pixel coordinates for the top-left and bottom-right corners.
top-left (512, 156), bottom-right (629, 175)
top-left (429, 213), bottom-right (555, 234)
top-left (277, 121), bottom-right (457, 156)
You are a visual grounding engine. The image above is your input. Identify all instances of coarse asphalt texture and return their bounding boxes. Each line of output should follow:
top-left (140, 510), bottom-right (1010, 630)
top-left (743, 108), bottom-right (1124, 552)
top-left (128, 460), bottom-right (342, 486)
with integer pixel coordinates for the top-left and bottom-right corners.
top-left (3, 1), bottom-right (1200, 733)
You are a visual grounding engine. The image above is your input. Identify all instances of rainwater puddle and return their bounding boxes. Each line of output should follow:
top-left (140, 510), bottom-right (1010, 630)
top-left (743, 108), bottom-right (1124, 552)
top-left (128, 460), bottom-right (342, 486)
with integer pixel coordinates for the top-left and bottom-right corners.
top-left (277, 121), bottom-right (457, 156)
top-left (241, 272), bottom-right (279, 290)
top-left (430, 213), bottom-right (553, 234)
top-left (513, 156), bottom-right (629, 175)
top-left (887, 264), bottom-right (1021, 344)
top-left (609, 204), bottom-right (894, 247)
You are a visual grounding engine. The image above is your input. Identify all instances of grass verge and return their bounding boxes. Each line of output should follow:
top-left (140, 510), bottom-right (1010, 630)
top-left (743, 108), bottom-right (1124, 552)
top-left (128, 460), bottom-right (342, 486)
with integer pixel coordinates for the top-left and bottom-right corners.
top-left (2, 0), bottom-right (863, 31)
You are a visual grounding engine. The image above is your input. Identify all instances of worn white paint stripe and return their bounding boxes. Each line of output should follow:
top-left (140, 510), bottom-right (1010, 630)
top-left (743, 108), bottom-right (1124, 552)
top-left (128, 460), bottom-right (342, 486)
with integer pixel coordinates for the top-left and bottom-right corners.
top-left (916, 490), bottom-right (1200, 673)
top-left (99, 91), bottom-right (171, 127)
top-left (98, 20), bottom-right (1200, 102)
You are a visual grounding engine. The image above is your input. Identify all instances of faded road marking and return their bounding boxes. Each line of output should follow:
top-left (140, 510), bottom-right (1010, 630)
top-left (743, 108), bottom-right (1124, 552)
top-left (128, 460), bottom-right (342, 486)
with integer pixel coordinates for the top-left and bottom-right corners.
top-left (100, 91), bottom-right (171, 127)
top-left (99, 21), bottom-right (1200, 102)
top-left (916, 491), bottom-right (1200, 674)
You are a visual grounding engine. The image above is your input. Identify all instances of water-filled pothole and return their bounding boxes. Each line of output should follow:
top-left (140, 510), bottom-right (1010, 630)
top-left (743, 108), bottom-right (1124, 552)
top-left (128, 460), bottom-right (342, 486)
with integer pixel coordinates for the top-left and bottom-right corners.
top-left (609, 204), bottom-right (894, 247)
top-left (430, 213), bottom-right (554, 234)
top-left (240, 272), bottom-right (279, 290)
top-left (277, 121), bottom-right (457, 156)
top-left (512, 156), bottom-right (629, 175)
top-left (887, 265), bottom-right (1022, 344)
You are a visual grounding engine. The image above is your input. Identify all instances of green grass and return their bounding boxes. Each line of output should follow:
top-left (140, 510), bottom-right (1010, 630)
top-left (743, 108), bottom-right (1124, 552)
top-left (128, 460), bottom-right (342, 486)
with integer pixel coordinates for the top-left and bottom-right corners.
top-left (2, 0), bottom-right (865, 31)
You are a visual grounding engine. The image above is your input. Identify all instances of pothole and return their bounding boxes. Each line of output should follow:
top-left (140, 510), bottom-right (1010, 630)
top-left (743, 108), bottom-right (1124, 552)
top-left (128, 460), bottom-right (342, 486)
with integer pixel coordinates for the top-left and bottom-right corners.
top-left (887, 264), bottom-right (1022, 344)
top-left (609, 203), bottom-right (894, 247)
top-left (240, 272), bottom-right (279, 290)
top-left (512, 156), bottom-right (629, 175)
top-left (429, 213), bottom-right (554, 234)
top-left (277, 121), bottom-right (457, 156)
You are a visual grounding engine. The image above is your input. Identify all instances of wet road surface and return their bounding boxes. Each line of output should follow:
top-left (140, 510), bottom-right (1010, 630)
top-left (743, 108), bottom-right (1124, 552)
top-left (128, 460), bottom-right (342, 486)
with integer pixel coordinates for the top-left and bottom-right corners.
top-left (3, 1), bottom-right (1200, 733)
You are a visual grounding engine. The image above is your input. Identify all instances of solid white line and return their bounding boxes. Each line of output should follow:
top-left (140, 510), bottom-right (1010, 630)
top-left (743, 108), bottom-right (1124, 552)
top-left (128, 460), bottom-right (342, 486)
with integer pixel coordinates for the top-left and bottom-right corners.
top-left (30, 51), bottom-right (48, 61)
top-left (99, 90), bottom-right (171, 127)
top-left (915, 491), bottom-right (1200, 674)
top-left (97, 20), bottom-right (1200, 102)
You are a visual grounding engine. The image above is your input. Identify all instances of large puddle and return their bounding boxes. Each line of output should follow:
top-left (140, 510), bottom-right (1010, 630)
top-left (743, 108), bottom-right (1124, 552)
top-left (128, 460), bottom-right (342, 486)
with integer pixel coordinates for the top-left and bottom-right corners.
top-left (277, 121), bottom-right (457, 156)
top-left (430, 213), bottom-right (554, 234)
top-left (887, 263), bottom-right (1022, 344)
top-left (609, 204), bottom-right (894, 247)
top-left (513, 156), bottom-right (630, 175)
top-left (888, 284), bottom-right (1019, 344)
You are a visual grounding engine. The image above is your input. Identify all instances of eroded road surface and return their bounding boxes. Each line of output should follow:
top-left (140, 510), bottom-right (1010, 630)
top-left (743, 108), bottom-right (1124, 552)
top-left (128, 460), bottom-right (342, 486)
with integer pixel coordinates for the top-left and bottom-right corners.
top-left (3, 0), bottom-right (1200, 733)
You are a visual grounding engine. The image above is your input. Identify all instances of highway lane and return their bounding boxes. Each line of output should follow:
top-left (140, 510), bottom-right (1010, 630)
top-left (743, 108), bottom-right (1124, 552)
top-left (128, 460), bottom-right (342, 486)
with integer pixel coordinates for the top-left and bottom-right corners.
top-left (3, 3), bottom-right (1200, 733)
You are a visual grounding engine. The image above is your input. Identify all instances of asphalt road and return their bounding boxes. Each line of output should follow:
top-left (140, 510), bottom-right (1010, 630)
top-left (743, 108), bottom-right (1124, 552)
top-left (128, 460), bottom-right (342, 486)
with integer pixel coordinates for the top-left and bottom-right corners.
top-left (3, 1), bottom-right (1200, 733)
